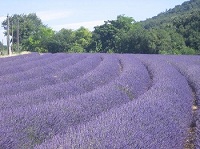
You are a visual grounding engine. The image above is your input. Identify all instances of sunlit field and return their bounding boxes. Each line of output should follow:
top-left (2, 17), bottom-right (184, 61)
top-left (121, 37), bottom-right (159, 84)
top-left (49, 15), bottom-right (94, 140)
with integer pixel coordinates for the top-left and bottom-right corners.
top-left (0, 53), bottom-right (199, 148)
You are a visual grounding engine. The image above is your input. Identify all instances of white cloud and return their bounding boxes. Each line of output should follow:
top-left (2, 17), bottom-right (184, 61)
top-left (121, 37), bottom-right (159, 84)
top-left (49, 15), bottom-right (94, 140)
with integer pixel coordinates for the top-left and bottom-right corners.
top-left (36, 10), bottom-right (72, 21)
top-left (52, 20), bottom-right (105, 31)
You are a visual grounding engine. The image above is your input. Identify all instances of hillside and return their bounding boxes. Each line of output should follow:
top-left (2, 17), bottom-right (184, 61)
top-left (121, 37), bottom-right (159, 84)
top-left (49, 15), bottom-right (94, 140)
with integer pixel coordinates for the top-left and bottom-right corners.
top-left (141, 0), bottom-right (200, 54)
top-left (142, 0), bottom-right (200, 28)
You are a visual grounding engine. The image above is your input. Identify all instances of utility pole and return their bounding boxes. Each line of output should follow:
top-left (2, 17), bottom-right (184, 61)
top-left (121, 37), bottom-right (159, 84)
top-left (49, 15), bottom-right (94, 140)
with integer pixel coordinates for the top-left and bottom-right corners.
top-left (17, 19), bottom-right (19, 52)
top-left (11, 21), bottom-right (13, 52)
top-left (7, 14), bottom-right (12, 55)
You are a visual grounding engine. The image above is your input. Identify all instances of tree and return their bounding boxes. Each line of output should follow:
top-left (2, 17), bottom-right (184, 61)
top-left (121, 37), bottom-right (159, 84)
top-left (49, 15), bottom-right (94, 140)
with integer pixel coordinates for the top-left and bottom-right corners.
top-left (71, 27), bottom-right (92, 52)
top-left (2, 13), bottom-right (44, 51)
top-left (116, 26), bottom-right (158, 54)
top-left (52, 28), bottom-right (75, 53)
top-left (92, 21), bottom-right (118, 52)
top-left (90, 15), bottom-right (136, 53)
top-left (25, 26), bottom-right (55, 52)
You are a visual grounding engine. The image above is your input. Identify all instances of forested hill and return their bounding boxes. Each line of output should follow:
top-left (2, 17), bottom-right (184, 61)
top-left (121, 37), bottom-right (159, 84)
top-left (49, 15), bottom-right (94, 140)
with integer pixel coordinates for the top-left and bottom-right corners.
top-left (141, 0), bottom-right (200, 54)
top-left (142, 0), bottom-right (200, 28)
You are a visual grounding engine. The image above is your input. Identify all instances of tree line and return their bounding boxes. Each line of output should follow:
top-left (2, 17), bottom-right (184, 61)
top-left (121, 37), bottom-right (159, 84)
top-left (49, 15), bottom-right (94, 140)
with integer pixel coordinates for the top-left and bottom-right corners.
top-left (1, 0), bottom-right (200, 55)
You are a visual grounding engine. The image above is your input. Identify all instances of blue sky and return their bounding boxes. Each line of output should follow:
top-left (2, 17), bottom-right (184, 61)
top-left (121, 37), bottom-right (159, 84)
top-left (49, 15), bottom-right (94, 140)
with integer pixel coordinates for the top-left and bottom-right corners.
top-left (0, 0), bottom-right (188, 44)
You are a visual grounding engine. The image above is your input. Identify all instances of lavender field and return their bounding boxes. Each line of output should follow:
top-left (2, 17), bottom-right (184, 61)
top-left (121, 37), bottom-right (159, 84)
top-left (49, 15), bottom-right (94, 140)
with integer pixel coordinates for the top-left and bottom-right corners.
top-left (0, 53), bottom-right (199, 149)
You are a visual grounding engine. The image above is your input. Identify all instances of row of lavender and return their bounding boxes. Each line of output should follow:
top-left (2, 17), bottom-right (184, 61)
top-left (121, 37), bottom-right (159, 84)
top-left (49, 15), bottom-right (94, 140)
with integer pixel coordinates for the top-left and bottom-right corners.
top-left (0, 53), bottom-right (199, 148)
top-left (0, 53), bottom-right (150, 148)
top-left (161, 55), bottom-right (200, 148)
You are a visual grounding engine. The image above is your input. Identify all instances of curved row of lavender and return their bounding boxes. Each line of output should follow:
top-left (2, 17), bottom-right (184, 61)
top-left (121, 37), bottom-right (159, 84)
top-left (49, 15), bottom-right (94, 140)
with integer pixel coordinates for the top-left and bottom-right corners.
top-left (159, 55), bottom-right (200, 148)
top-left (0, 53), bottom-right (150, 148)
top-left (0, 54), bottom-right (91, 97)
top-left (35, 55), bottom-right (193, 149)
top-left (0, 53), bottom-right (198, 148)
top-left (0, 53), bottom-right (75, 84)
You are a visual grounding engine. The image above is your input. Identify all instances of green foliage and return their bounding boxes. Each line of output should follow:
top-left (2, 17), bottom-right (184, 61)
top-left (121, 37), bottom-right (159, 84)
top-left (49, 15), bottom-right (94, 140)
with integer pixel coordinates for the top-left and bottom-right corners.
top-left (141, 0), bottom-right (200, 54)
top-left (25, 26), bottom-right (54, 53)
top-left (53, 28), bottom-right (75, 52)
top-left (0, 41), bottom-right (6, 55)
top-left (173, 10), bottom-right (200, 52)
top-left (75, 27), bottom-right (92, 48)
top-left (90, 15), bottom-right (137, 53)
top-left (180, 47), bottom-right (196, 55)
top-left (48, 27), bottom-right (92, 53)
top-left (2, 13), bottom-right (44, 51)
top-left (69, 44), bottom-right (85, 53)
top-left (2, 0), bottom-right (200, 55)
top-left (71, 27), bottom-right (92, 53)
top-left (89, 8), bottom-right (199, 55)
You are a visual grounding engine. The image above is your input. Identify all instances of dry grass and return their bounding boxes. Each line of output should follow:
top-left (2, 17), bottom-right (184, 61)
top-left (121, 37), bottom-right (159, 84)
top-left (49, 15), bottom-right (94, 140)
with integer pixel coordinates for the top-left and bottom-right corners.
top-left (0, 51), bottom-right (31, 58)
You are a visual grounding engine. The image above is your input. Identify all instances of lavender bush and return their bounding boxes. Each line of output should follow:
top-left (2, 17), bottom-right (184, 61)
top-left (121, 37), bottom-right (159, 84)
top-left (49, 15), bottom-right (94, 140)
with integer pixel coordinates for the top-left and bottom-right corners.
top-left (36, 55), bottom-right (193, 149)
